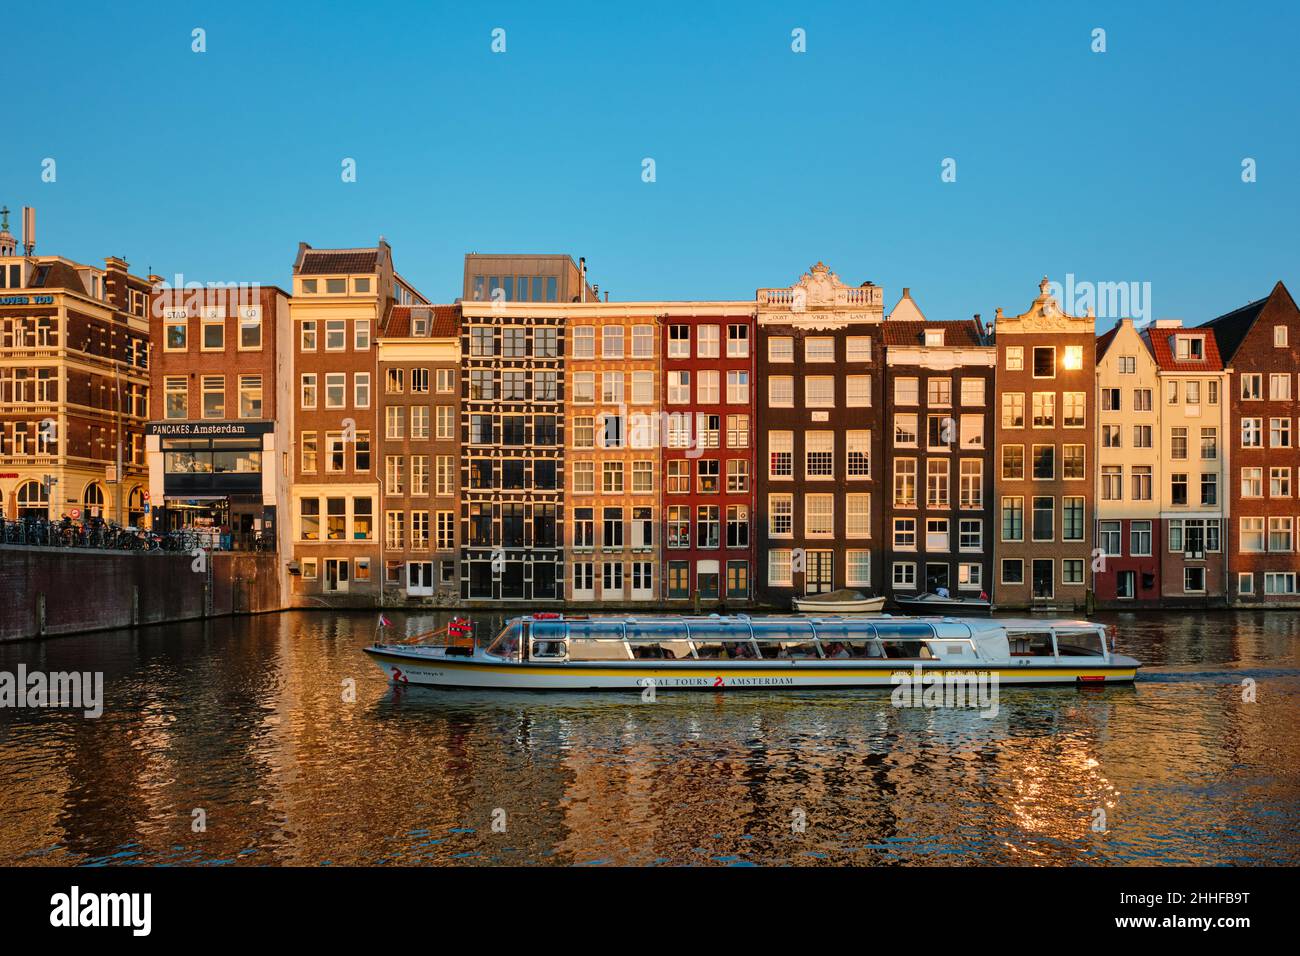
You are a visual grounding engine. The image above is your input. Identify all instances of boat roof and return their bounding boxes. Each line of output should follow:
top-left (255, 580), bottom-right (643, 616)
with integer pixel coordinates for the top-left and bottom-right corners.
top-left (513, 614), bottom-right (1101, 631)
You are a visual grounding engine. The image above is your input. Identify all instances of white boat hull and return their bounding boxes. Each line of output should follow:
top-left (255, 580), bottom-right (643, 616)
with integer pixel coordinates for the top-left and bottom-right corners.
top-left (365, 646), bottom-right (1137, 691)
top-left (792, 595), bottom-right (887, 614)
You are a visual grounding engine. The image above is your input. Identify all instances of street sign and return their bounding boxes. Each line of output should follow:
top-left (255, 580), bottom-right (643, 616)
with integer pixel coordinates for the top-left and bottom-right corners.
top-left (70, 508), bottom-right (81, 520)
top-left (105, 465), bottom-right (118, 483)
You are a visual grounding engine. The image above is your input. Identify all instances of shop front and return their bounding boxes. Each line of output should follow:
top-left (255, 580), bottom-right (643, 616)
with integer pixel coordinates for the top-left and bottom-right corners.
top-left (146, 421), bottom-right (277, 549)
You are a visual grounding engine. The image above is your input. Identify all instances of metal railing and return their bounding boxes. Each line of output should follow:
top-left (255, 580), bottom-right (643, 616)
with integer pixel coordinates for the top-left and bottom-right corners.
top-left (0, 517), bottom-right (275, 553)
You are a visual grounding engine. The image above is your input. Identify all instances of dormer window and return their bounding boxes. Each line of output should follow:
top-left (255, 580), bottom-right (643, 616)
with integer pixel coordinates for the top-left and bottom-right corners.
top-left (1175, 335), bottom-right (1204, 360)
top-left (924, 330), bottom-right (944, 347)
top-left (412, 308), bottom-right (430, 337)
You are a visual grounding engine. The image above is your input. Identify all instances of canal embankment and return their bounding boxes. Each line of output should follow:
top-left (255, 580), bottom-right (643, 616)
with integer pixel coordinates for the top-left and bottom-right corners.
top-left (0, 546), bottom-right (282, 641)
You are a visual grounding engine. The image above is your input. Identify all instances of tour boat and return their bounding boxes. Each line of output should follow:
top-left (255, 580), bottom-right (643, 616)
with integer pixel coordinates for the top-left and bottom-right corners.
top-left (791, 589), bottom-right (887, 614)
top-left (364, 614), bottom-right (1140, 691)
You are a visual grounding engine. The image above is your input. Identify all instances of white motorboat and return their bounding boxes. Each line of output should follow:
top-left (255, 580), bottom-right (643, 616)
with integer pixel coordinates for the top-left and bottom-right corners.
top-left (792, 589), bottom-right (887, 614)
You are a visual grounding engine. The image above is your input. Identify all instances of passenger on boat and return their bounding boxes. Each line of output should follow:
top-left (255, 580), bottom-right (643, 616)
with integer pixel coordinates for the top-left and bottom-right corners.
top-left (825, 642), bottom-right (851, 659)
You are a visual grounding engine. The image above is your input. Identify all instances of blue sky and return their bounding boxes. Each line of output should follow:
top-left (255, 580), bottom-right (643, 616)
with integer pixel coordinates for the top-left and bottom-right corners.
top-left (3, 0), bottom-right (1297, 327)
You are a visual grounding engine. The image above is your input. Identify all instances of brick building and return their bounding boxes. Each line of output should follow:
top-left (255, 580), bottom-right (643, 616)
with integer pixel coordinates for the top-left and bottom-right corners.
top-left (565, 303), bottom-right (662, 604)
top-left (0, 209), bottom-right (151, 525)
top-left (880, 292), bottom-right (994, 602)
top-left (1202, 282), bottom-right (1300, 605)
top-left (288, 240), bottom-right (426, 606)
top-left (458, 299), bottom-right (565, 603)
top-left (660, 307), bottom-right (757, 606)
top-left (145, 281), bottom-right (291, 552)
top-left (992, 278), bottom-right (1096, 609)
top-left (377, 304), bottom-right (462, 604)
top-left (756, 263), bottom-right (885, 606)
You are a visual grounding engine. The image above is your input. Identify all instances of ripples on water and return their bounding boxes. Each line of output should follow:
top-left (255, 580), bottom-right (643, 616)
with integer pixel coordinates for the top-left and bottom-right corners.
top-left (0, 610), bottom-right (1297, 866)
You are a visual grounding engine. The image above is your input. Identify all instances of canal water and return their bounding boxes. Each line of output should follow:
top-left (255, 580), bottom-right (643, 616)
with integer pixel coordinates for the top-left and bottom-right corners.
top-left (1, 610), bottom-right (1297, 866)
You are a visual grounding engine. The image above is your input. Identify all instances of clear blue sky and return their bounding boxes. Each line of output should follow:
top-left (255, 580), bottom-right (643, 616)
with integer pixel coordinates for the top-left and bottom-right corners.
top-left (3, 0), bottom-right (1297, 327)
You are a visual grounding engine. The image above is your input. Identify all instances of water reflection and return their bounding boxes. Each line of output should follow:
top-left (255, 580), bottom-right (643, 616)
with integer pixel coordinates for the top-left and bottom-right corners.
top-left (0, 610), bottom-right (1297, 865)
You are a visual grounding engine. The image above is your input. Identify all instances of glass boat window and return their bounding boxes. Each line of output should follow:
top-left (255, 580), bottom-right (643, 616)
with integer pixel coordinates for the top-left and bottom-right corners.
top-left (530, 621), bottom-right (567, 659)
top-left (1053, 628), bottom-right (1106, 657)
top-left (809, 623), bottom-right (882, 659)
top-left (1007, 630), bottom-right (1055, 657)
top-left (880, 640), bottom-right (933, 659)
top-left (626, 621), bottom-right (691, 660)
top-left (486, 623), bottom-right (524, 660)
top-left (568, 622), bottom-right (632, 661)
top-left (691, 638), bottom-right (759, 660)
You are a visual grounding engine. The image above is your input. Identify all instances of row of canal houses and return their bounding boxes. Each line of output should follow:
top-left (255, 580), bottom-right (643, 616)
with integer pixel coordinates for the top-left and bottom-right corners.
top-left (3, 217), bottom-right (1298, 610)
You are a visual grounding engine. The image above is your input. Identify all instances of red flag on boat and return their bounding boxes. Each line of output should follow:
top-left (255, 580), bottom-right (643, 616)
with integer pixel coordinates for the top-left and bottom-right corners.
top-left (378, 613), bottom-right (392, 628)
top-left (448, 616), bottom-right (471, 636)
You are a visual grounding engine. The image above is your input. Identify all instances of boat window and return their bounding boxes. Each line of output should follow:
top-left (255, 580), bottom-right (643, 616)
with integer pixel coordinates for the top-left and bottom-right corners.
top-left (880, 640), bottom-right (933, 659)
top-left (691, 638), bottom-right (760, 660)
top-left (568, 622), bottom-right (632, 661)
top-left (1007, 630), bottom-right (1055, 657)
top-left (529, 622), bottom-right (567, 660)
top-left (872, 622), bottom-right (935, 640)
top-left (757, 639), bottom-right (823, 660)
top-left (485, 622), bottom-right (524, 660)
top-left (626, 621), bottom-right (691, 660)
top-left (843, 639), bottom-right (884, 659)
top-left (1053, 628), bottom-right (1106, 657)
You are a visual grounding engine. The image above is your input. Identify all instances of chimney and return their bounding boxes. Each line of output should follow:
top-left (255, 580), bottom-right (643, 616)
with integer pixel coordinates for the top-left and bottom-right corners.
top-left (22, 206), bottom-right (35, 256)
top-left (103, 256), bottom-right (130, 311)
top-left (604, 290), bottom-right (609, 302)
top-left (579, 257), bottom-right (587, 303)
top-left (902, 287), bottom-right (911, 298)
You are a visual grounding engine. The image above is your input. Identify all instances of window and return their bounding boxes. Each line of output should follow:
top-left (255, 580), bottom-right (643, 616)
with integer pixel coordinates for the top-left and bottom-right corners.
top-left (768, 376), bottom-right (793, 407)
top-left (572, 326), bottom-right (595, 358)
top-left (201, 375), bottom-right (224, 419)
top-left (846, 431), bottom-right (871, 478)
top-left (805, 376), bottom-right (834, 408)
top-left (1241, 374), bottom-right (1262, 400)
top-left (1171, 427), bottom-right (1188, 460)
top-left (925, 518), bottom-right (949, 552)
top-left (1134, 466), bottom-right (1155, 499)
top-left (1241, 467), bottom-right (1263, 498)
top-left (1063, 392), bottom-right (1085, 427)
top-left (1031, 392), bottom-right (1055, 428)
top-left (960, 459), bottom-right (982, 507)
top-left (894, 459), bottom-right (917, 507)
top-left (846, 336), bottom-right (872, 362)
top-left (895, 377), bottom-right (919, 406)
top-left (324, 373), bottom-right (346, 409)
top-left (893, 518), bottom-right (917, 550)
top-left (726, 414), bottom-right (750, 448)
top-left (1062, 559), bottom-right (1085, 585)
top-left (1062, 497), bottom-right (1084, 541)
top-left (1032, 496), bottom-right (1054, 541)
top-left (1266, 573), bottom-right (1298, 595)
top-left (894, 414), bottom-right (918, 447)
top-left (1001, 559), bottom-right (1024, 585)
top-left (1032, 444), bottom-right (1054, 480)
top-left (1167, 381), bottom-right (1180, 405)
top-left (960, 415), bottom-right (984, 449)
top-left (1275, 325), bottom-right (1289, 348)
top-left (926, 459), bottom-right (949, 507)
top-left (768, 432), bottom-right (793, 477)
top-left (696, 325), bottom-right (719, 359)
top-left (667, 371), bottom-right (690, 405)
top-left (1032, 347), bottom-right (1055, 378)
top-left (697, 458), bottom-right (719, 494)
top-left (846, 375), bottom-right (871, 407)
top-left (1126, 520), bottom-right (1151, 556)
top-left (805, 337), bottom-right (834, 362)
top-left (960, 378), bottom-right (985, 406)
top-left (959, 518), bottom-right (982, 551)
top-left (805, 495), bottom-right (834, 536)
top-left (201, 310), bottom-right (225, 351)
top-left (846, 495), bottom-right (870, 538)
top-left (602, 326), bottom-right (625, 359)
top-left (695, 506), bottom-right (719, 548)
top-left (1201, 428), bottom-right (1218, 460)
top-left (769, 495), bottom-right (793, 538)
top-left (893, 562), bottom-right (917, 589)
top-left (164, 377), bottom-right (187, 419)
top-left (573, 461), bottom-right (594, 495)
top-left (666, 460), bottom-right (688, 494)
top-left (1242, 418), bottom-right (1263, 448)
top-left (1268, 517), bottom-right (1294, 552)
top-left (602, 371), bottom-right (624, 405)
top-left (726, 458), bottom-right (748, 493)
top-left (1001, 391), bottom-right (1023, 426)
top-left (1271, 417), bottom-right (1291, 448)
top-left (846, 551), bottom-right (871, 587)
top-left (767, 336), bottom-right (793, 362)
top-left (1002, 445), bottom-right (1024, 480)
top-left (300, 432), bottom-right (317, 473)
top-left (324, 320), bottom-right (346, 351)
top-left (1100, 520), bottom-right (1122, 557)
top-left (1272, 467), bottom-right (1292, 498)
top-left (354, 372), bottom-right (370, 409)
top-left (726, 370), bottom-right (749, 404)
top-left (1102, 424), bottom-right (1122, 448)
top-left (1005, 347), bottom-right (1023, 371)
top-left (768, 550), bottom-right (793, 587)
top-left (354, 320), bottom-right (370, 350)
top-left (1171, 473), bottom-right (1188, 506)
top-left (1001, 497), bottom-right (1023, 541)
top-left (726, 324), bottom-right (749, 357)
top-left (1133, 424), bottom-right (1153, 448)
top-left (805, 432), bottom-right (833, 479)
top-left (668, 325), bottom-right (690, 358)
top-left (1201, 472), bottom-right (1218, 506)
top-left (1101, 387), bottom-right (1121, 411)
top-left (1062, 444), bottom-right (1085, 480)
top-left (927, 378), bottom-right (952, 407)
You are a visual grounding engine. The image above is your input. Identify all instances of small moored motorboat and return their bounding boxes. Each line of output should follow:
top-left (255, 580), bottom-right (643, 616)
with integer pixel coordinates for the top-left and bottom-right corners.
top-left (893, 591), bottom-right (992, 615)
top-left (792, 589), bottom-right (886, 614)
top-left (364, 614), bottom-right (1139, 691)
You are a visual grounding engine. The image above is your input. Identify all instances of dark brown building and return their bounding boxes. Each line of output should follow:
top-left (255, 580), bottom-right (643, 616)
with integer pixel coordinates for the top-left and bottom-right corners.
top-left (756, 263), bottom-right (885, 605)
top-left (1201, 281), bottom-right (1300, 605)
top-left (880, 293), bottom-right (994, 602)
